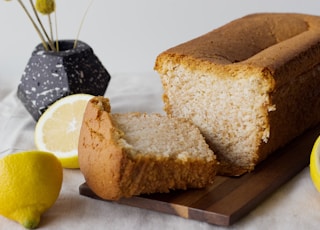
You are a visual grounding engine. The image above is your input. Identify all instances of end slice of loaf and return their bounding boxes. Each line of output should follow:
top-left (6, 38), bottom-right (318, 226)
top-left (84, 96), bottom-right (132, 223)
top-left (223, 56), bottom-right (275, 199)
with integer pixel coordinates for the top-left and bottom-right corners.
top-left (78, 96), bottom-right (217, 200)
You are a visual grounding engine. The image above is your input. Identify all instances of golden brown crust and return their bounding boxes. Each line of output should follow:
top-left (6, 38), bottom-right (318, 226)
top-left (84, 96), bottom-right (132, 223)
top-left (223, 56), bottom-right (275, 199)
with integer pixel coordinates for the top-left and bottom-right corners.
top-left (119, 155), bottom-right (217, 197)
top-left (154, 13), bottom-right (320, 176)
top-left (78, 96), bottom-right (125, 200)
top-left (78, 97), bottom-right (217, 200)
top-left (155, 13), bottom-right (320, 89)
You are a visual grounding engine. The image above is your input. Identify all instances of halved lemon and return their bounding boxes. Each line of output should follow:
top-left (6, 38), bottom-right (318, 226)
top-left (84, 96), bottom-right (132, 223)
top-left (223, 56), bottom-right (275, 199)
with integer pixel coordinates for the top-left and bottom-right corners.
top-left (35, 94), bottom-right (94, 168)
top-left (310, 135), bottom-right (320, 192)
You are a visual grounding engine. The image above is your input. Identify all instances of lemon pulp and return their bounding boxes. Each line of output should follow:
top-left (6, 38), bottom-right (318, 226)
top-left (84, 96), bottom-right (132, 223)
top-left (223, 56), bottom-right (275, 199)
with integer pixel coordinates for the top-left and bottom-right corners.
top-left (35, 93), bottom-right (93, 168)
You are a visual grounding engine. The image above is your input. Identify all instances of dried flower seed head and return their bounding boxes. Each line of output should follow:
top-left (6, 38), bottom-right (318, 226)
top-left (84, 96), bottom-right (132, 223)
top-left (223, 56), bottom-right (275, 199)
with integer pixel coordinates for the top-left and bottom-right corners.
top-left (35, 0), bottom-right (55, 15)
top-left (4, 0), bottom-right (92, 51)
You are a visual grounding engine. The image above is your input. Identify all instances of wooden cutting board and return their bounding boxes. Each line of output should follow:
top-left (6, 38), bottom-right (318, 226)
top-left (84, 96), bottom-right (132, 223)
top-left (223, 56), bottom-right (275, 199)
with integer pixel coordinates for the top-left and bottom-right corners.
top-left (79, 125), bottom-right (320, 226)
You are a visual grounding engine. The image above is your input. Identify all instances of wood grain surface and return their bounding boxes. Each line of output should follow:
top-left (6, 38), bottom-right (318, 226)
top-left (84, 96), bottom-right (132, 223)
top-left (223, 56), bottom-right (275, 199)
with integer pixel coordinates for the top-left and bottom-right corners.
top-left (79, 125), bottom-right (320, 226)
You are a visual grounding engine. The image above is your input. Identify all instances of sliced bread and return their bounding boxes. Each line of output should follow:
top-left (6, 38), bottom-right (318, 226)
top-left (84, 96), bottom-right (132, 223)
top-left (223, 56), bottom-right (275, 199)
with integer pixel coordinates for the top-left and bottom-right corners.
top-left (78, 96), bottom-right (218, 200)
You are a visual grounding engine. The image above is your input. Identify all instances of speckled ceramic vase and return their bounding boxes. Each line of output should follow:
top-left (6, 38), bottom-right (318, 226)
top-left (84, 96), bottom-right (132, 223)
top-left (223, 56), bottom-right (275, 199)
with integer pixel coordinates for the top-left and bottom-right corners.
top-left (17, 40), bottom-right (111, 121)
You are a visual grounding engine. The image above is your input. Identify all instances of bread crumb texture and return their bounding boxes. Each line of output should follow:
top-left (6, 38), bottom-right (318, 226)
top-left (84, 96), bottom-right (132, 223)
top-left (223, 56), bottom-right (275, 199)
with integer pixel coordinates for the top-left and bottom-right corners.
top-left (78, 97), bottom-right (217, 200)
top-left (155, 13), bottom-right (320, 175)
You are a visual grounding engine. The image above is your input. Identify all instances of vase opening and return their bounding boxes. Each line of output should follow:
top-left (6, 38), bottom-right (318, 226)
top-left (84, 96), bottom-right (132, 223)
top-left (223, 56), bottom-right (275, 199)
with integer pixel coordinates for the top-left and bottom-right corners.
top-left (54, 40), bottom-right (74, 51)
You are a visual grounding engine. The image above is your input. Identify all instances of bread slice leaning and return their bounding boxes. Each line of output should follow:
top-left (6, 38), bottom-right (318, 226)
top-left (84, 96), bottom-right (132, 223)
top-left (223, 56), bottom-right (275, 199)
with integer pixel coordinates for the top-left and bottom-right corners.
top-left (78, 96), bottom-right (218, 200)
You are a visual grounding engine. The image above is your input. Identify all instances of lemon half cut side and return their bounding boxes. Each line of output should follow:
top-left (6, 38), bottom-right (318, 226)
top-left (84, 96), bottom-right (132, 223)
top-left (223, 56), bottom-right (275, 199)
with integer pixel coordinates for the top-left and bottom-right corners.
top-left (35, 93), bottom-right (94, 168)
top-left (310, 135), bottom-right (320, 192)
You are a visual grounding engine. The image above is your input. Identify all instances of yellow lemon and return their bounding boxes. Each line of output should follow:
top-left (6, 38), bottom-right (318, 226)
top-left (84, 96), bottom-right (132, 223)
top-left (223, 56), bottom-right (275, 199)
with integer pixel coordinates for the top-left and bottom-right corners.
top-left (0, 151), bottom-right (63, 229)
top-left (35, 94), bottom-right (93, 168)
top-left (310, 135), bottom-right (320, 192)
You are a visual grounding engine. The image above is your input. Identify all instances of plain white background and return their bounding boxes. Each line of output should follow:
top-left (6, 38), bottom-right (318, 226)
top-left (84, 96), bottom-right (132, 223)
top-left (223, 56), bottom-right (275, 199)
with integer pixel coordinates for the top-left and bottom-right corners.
top-left (0, 0), bottom-right (320, 88)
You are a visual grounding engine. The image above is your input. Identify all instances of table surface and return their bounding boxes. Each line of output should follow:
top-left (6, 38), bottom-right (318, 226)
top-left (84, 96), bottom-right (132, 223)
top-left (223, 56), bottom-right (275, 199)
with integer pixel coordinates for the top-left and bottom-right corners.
top-left (0, 73), bottom-right (320, 230)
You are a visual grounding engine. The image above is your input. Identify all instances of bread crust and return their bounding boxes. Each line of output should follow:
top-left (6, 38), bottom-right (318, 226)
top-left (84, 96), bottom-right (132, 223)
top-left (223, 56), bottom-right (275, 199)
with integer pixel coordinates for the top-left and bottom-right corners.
top-left (78, 97), bottom-right (124, 199)
top-left (154, 13), bottom-right (320, 175)
top-left (155, 13), bottom-right (320, 85)
top-left (78, 97), bottom-right (217, 200)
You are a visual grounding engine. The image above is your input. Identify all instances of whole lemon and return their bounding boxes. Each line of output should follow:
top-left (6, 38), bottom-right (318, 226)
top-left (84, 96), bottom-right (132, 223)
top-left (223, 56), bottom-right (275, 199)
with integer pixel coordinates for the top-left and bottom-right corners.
top-left (0, 151), bottom-right (63, 229)
top-left (310, 136), bottom-right (320, 192)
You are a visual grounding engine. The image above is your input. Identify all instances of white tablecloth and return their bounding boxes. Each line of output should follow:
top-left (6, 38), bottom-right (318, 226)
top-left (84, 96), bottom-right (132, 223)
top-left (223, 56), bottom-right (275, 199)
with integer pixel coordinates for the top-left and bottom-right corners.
top-left (0, 73), bottom-right (319, 230)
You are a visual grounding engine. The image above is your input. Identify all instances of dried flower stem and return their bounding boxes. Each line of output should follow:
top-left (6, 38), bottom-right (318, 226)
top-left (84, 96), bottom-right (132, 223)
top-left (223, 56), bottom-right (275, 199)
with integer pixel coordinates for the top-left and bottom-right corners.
top-left (29, 0), bottom-right (55, 51)
top-left (54, 9), bottom-right (59, 51)
top-left (7, 0), bottom-right (93, 52)
top-left (16, 0), bottom-right (49, 50)
top-left (74, 0), bottom-right (95, 48)
top-left (48, 14), bottom-right (53, 44)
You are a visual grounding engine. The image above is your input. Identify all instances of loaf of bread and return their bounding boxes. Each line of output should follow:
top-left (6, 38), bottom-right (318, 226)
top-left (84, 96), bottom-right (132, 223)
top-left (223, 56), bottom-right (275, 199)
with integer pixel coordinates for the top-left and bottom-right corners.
top-left (154, 13), bottom-right (320, 176)
top-left (78, 96), bottom-right (217, 200)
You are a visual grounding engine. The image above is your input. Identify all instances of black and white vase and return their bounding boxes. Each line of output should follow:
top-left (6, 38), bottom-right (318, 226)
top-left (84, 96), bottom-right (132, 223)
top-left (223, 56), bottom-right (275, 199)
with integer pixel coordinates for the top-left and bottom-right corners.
top-left (17, 40), bottom-right (111, 121)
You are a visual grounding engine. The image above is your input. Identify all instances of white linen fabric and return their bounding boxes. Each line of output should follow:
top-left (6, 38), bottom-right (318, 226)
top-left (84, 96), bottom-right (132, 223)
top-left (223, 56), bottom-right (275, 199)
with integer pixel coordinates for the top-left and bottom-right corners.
top-left (0, 73), bottom-right (319, 230)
